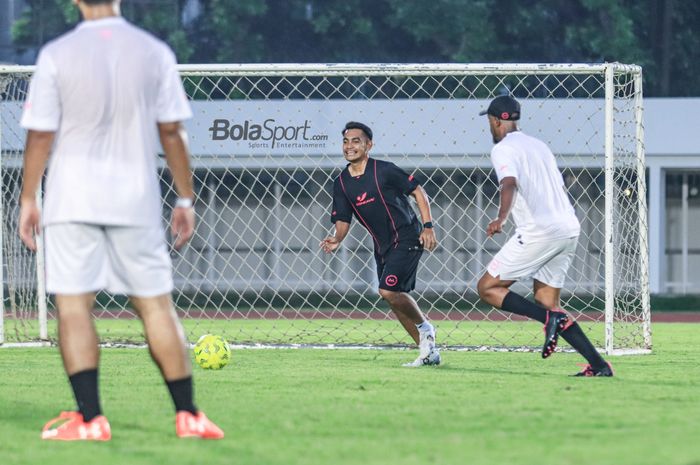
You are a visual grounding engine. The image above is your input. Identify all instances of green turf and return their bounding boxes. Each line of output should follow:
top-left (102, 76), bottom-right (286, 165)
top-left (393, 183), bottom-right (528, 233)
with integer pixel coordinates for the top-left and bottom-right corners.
top-left (1, 323), bottom-right (699, 465)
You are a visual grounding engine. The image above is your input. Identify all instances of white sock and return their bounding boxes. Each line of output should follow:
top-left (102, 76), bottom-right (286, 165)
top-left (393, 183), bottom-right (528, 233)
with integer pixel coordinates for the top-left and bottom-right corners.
top-left (416, 321), bottom-right (434, 336)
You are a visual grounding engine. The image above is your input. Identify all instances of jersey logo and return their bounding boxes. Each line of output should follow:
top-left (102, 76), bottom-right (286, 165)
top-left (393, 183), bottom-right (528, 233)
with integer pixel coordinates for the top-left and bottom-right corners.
top-left (355, 192), bottom-right (376, 207)
top-left (385, 275), bottom-right (398, 287)
top-left (408, 175), bottom-right (414, 181)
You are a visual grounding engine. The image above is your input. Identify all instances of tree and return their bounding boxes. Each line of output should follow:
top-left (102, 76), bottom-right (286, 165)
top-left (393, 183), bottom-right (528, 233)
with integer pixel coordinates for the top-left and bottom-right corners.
top-left (12, 0), bottom-right (78, 50)
top-left (386, 0), bottom-right (497, 62)
top-left (12, 0), bottom-right (192, 62)
top-left (643, 0), bottom-right (700, 96)
top-left (10, 0), bottom-right (700, 95)
top-left (185, 0), bottom-right (268, 63)
top-left (188, 0), bottom-right (432, 63)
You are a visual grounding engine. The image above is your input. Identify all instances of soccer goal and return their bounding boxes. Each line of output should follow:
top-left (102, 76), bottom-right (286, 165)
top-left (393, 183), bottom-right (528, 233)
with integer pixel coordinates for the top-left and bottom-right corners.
top-left (0, 63), bottom-right (650, 354)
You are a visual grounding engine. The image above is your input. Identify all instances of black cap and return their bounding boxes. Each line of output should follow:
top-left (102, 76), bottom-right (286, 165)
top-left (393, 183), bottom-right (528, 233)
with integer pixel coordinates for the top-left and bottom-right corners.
top-left (479, 95), bottom-right (521, 121)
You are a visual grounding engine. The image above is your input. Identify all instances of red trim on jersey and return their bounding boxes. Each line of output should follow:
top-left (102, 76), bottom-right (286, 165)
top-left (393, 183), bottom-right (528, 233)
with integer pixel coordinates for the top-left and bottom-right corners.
top-left (338, 171), bottom-right (381, 250)
top-left (374, 159), bottom-right (399, 248)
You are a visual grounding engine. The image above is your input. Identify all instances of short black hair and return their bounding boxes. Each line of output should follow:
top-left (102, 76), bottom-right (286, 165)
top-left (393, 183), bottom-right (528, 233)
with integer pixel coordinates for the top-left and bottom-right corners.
top-left (82, 0), bottom-right (114, 5)
top-left (342, 121), bottom-right (373, 140)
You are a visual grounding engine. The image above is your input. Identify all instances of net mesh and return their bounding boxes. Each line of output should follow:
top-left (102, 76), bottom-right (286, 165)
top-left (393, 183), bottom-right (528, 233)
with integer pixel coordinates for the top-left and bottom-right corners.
top-left (1, 71), bottom-right (41, 344)
top-left (0, 64), bottom-right (650, 352)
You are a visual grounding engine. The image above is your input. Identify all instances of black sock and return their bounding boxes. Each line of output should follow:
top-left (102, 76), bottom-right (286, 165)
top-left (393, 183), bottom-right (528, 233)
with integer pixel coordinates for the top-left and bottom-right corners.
top-left (166, 377), bottom-right (197, 414)
top-left (500, 291), bottom-right (548, 324)
top-left (560, 322), bottom-right (608, 369)
top-left (68, 369), bottom-right (101, 422)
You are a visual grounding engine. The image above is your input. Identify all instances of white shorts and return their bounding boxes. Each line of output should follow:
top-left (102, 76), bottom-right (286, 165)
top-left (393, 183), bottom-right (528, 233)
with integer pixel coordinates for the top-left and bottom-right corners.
top-left (486, 235), bottom-right (578, 288)
top-left (44, 223), bottom-right (174, 297)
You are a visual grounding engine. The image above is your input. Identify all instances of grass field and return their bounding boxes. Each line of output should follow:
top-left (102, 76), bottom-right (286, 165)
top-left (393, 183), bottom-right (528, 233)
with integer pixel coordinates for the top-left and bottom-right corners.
top-left (1, 323), bottom-right (699, 465)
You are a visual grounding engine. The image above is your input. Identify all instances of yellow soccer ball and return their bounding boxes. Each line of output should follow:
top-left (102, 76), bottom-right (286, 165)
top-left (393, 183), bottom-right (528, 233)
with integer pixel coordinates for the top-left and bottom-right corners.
top-left (193, 334), bottom-right (231, 370)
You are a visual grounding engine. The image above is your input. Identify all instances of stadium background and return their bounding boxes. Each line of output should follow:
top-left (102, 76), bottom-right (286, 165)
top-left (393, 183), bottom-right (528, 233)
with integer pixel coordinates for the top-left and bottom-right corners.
top-left (2, 0), bottom-right (699, 296)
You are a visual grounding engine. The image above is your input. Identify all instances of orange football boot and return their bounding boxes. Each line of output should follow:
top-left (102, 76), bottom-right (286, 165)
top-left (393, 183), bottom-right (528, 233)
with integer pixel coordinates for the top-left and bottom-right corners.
top-left (41, 411), bottom-right (111, 441)
top-left (176, 411), bottom-right (224, 439)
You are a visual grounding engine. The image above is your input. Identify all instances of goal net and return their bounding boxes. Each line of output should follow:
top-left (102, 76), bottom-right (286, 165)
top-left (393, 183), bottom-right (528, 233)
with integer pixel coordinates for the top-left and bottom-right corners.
top-left (0, 63), bottom-right (650, 354)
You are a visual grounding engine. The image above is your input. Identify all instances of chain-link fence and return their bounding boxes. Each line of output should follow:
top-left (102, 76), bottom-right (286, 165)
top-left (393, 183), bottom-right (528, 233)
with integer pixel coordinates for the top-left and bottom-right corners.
top-left (0, 63), bottom-right (650, 353)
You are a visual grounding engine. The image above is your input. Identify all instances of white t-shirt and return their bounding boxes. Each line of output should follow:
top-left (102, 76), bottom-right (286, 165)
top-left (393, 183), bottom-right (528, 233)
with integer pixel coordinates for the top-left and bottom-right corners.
top-left (20, 17), bottom-right (192, 227)
top-left (490, 131), bottom-right (580, 241)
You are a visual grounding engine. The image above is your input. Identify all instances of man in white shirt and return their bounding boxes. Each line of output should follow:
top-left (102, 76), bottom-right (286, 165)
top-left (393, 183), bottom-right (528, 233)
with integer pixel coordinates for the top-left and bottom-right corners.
top-left (19, 0), bottom-right (223, 440)
top-left (476, 95), bottom-right (613, 377)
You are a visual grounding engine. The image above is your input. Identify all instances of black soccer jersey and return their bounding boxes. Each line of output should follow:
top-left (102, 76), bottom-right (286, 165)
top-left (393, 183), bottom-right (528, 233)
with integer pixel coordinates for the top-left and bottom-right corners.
top-left (330, 158), bottom-right (422, 256)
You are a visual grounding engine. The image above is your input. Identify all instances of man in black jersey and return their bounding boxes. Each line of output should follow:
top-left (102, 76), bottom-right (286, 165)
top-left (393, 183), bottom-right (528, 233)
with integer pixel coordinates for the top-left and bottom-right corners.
top-left (320, 121), bottom-right (440, 367)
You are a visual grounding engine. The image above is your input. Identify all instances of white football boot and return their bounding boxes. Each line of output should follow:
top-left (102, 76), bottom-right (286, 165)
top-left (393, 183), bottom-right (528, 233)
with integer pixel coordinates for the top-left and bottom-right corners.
top-left (402, 332), bottom-right (441, 367)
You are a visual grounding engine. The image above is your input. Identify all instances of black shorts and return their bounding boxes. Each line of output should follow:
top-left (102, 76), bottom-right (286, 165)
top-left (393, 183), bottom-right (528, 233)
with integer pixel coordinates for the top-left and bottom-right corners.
top-left (375, 245), bottom-right (423, 293)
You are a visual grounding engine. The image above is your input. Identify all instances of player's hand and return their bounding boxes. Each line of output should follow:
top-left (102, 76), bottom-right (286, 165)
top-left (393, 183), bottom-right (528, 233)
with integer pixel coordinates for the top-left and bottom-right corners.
top-left (19, 198), bottom-right (41, 251)
top-left (171, 206), bottom-right (195, 250)
top-left (320, 236), bottom-right (341, 253)
top-left (487, 217), bottom-right (505, 237)
top-left (419, 228), bottom-right (437, 252)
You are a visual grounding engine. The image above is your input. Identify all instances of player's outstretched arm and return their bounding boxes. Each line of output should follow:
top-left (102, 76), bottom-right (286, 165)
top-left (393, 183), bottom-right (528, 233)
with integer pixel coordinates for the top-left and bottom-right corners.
top-left (410, 185), bottom-right (437, 251)
top-left (159, 122), bottom-right (195, 250)
top-left (487, 176), bottom-right (517, 237)
top-left (19, 130), bottom-right (54, 251)
top-left (320, 221), bottom-right (350, 253)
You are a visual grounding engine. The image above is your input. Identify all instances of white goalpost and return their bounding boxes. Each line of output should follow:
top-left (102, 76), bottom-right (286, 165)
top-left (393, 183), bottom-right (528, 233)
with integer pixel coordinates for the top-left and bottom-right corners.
top-left (0, 63), bottom-right (651, 354)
